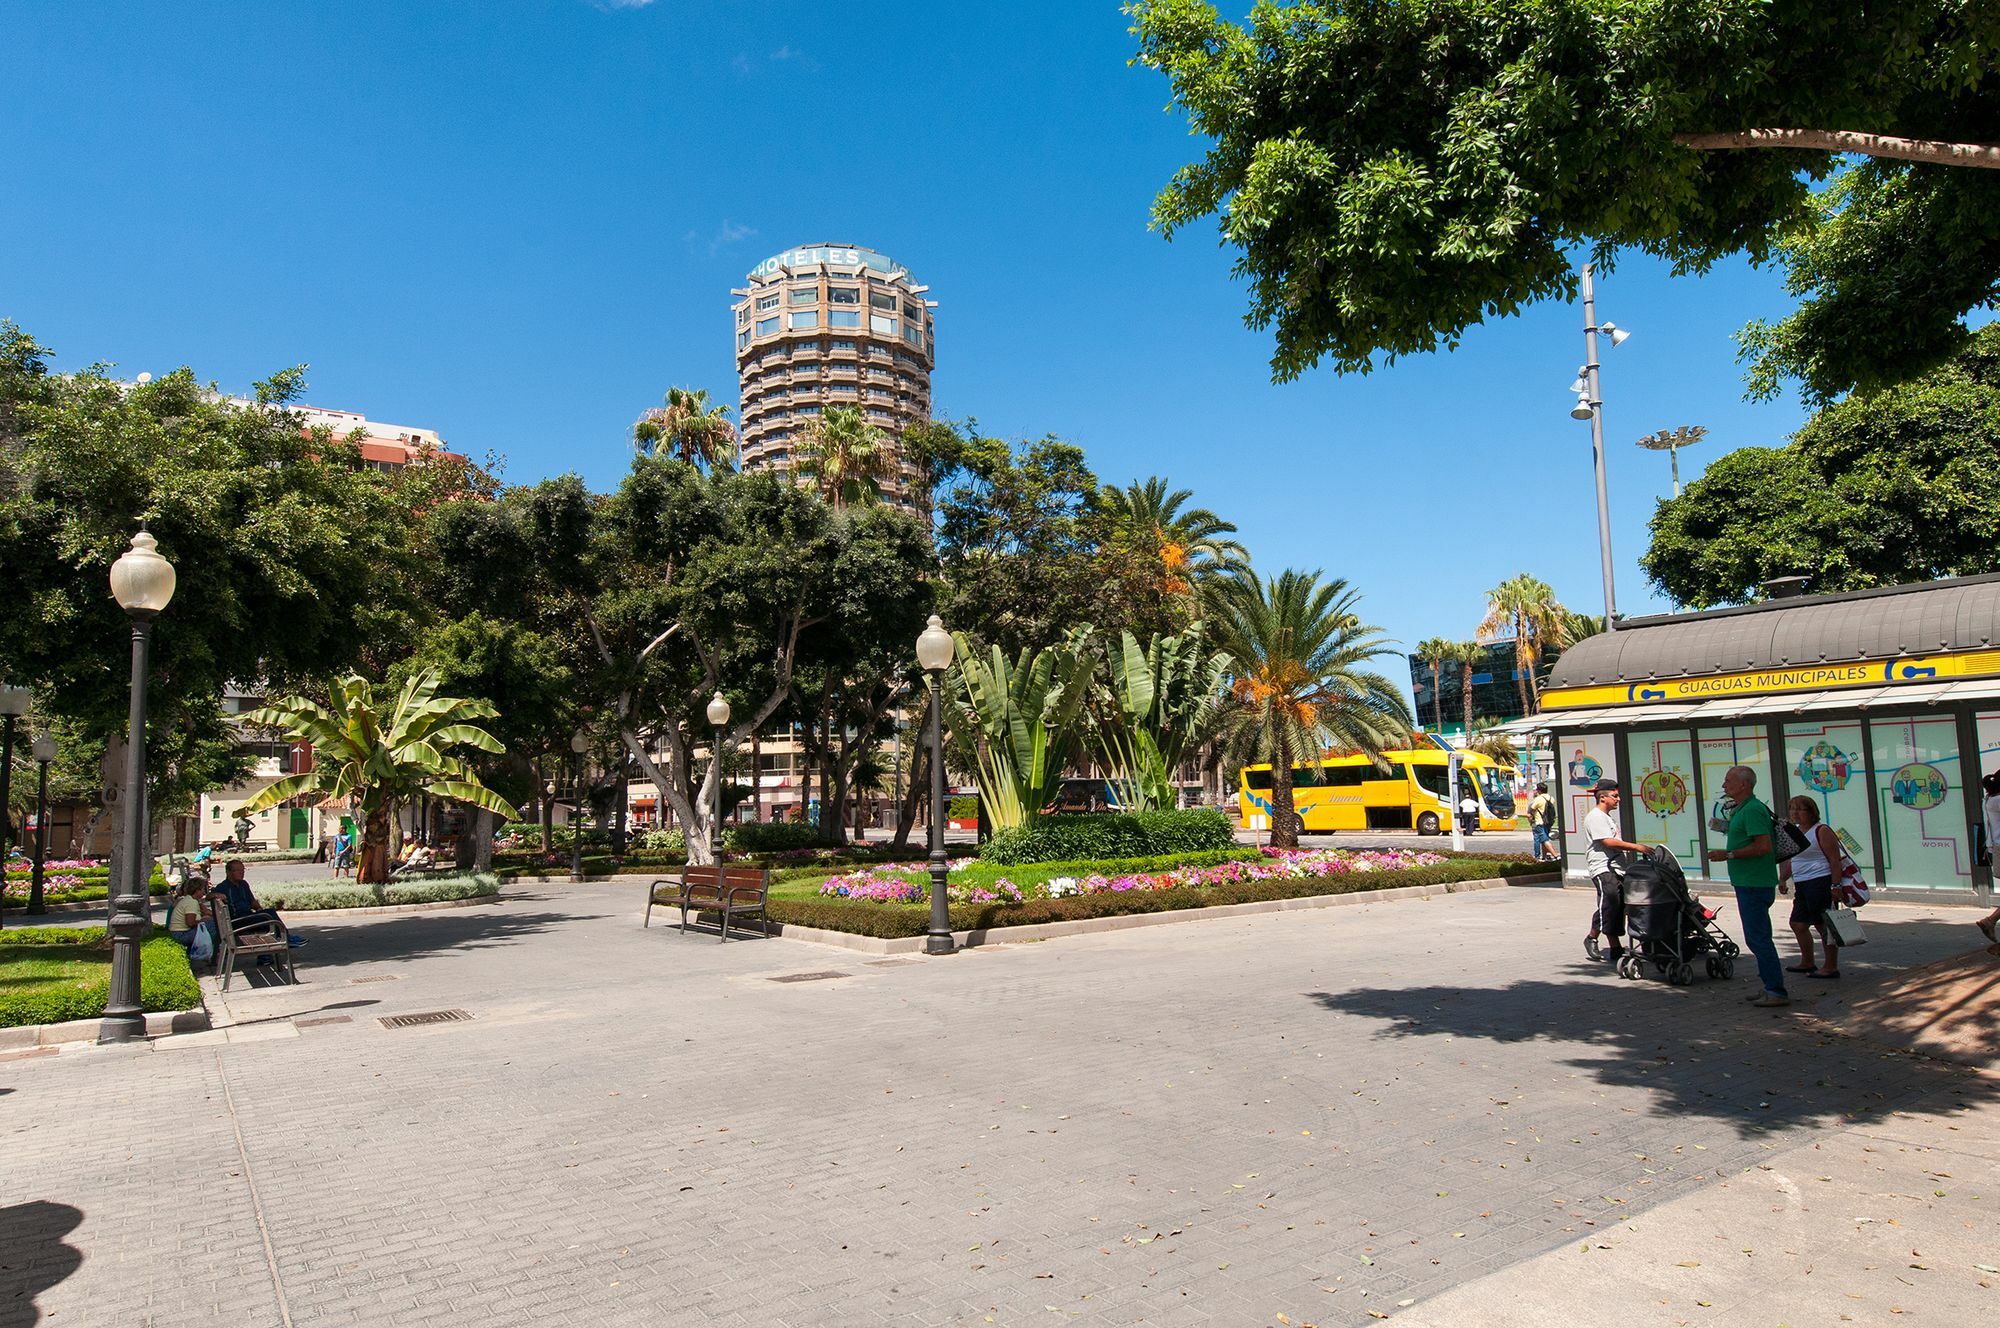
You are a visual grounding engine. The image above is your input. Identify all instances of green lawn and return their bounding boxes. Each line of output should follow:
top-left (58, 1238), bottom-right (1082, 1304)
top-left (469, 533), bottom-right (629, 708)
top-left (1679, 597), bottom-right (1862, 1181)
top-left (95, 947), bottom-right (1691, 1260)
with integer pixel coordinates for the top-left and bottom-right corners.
top-left (0, 926), bottom-right (204, 1028)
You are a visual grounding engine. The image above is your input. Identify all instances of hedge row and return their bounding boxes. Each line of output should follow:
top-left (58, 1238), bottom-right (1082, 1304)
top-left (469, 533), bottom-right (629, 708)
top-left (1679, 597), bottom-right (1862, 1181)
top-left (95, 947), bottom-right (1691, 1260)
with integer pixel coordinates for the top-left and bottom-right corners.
top-left (766, 857), bottom-right (1550, 940)
top-left (0, 927), bottom-right (204, 1029)
top-left (979, 809), bottom-right (1236, 865)
top-left (258, 873), bottom-right (501, 911)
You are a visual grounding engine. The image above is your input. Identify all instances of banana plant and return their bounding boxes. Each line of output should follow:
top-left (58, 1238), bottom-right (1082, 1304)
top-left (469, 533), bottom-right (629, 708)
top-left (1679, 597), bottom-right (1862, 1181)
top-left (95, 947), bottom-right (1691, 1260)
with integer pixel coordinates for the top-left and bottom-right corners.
top-left (1096, 626), bottom-right (1233, 810)
top-left (237, 670), bottom-right (519, 883)
top-left (947, 628), bottom-right (1094, 830)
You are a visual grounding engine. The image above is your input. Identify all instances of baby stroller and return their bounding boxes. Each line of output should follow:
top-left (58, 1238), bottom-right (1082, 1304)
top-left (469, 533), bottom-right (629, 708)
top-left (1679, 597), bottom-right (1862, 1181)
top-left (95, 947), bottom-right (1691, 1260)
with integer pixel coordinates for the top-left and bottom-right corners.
top-left (1616, 846), bottom-right (1739, 985)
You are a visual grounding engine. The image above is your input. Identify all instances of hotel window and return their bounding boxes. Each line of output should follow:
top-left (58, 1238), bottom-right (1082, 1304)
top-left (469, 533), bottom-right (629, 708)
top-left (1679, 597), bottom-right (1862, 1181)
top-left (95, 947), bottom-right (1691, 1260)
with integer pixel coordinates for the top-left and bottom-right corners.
top-left (831, 338), bottom-right (857, 350)
top-left (871, 314), bottom-right (897, 335)
top-left (831, 383), bottom-right (856, 394)
top-left (790, 287), bottom-right (818, 305)
top-left (790, 310), bottom-right (819, 329)
top-left (902, 324), bottom-right (924, 346)
top-left (756, 294), bottom-right (779, 311)
top-left (870, 291), bottom-right (896, 310)
top-left (829, 287), bottom-right (860, 304)
top-left (755, 316), bottom-right (779, 336)
top-left (903, 302), bottom-right (922, 320)
top-left (737, 330), bottom-right (750, 350)
top-left (798, 404), bottom-right (821, 415)
top-left (828, 309), bottom-right (860, 328)
top-left (871, 344), bottom-right (892, 359)
top-left (737, 308), bottom-right (749, 326)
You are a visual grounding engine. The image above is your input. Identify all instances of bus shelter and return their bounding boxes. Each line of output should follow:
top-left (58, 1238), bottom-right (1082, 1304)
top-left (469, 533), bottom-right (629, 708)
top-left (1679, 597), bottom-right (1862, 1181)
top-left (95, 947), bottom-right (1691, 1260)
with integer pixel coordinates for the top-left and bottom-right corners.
top-left (1486, 574), bottom-right (2000, 903)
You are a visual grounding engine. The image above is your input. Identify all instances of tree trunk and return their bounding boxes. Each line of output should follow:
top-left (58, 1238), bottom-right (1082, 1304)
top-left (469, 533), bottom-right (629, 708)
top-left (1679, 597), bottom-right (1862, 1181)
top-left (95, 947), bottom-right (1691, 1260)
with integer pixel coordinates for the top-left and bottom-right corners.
top-left (751, 730), bottom-right (762, 823)
top-left (537, 758), bottom-right (553, 850)
top-left (1270, 733), bottom-right (1298, 849)
top-left (892, 740), bottom-right (927, 851)
top-left (1430, 662), bottom-right (1444, 733)
top-left (471, 807), bottom-right (494, 872)
top-left (1461, 663), bottom-right (1475, 739)
top-left (1673, 128), bottom-right (2000, 169)
top-left (357, 804), bottom-right (392, 884)
top-left (612, 765), bottom-right (628, 856)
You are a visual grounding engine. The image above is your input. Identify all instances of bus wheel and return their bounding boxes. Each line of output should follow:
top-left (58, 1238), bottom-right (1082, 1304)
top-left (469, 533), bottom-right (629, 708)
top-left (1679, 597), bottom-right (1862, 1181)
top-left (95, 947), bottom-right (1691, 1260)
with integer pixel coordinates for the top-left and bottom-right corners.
top-left (1416, 811), bottom-right (1441, 836)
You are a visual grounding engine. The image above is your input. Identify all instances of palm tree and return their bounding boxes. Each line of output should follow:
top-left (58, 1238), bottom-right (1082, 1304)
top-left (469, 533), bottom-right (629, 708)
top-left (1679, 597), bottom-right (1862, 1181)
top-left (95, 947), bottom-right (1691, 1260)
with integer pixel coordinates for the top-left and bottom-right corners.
top-left (1414, 636), bottom-right (1455, 735)
top-left (1097, 477), bottom-right (1250, 600)
top-left (1478, 574), bottom-right (1571, 715)
top-left (633, 386), bottom-right (737, 471)
top-left (794, 406), bottom-right (894, 510)
top-left (237, 670), bottom-right (519, 884)
top-left (1448, 640), bottom-right (1485, 739)
top-left (1215, 571), bottom-right (1411, 849)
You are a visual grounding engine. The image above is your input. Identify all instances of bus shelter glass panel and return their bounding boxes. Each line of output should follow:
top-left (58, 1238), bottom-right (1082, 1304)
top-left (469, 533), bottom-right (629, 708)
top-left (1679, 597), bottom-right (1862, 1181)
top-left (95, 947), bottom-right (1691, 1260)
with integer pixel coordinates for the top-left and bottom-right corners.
top-left (1558, 732), bottom-right (1619, 878)
top-left (1697, 726), bottom-right (1772, 870)
top-left (1978, 711), bottom-right (2000, 884)
top-left (1629, 728), bottom-right (1701, 866)
top-left (1870, 715), bottom-right (1974, 891)
top-left (1782, 718), bottom-right (1875, 880)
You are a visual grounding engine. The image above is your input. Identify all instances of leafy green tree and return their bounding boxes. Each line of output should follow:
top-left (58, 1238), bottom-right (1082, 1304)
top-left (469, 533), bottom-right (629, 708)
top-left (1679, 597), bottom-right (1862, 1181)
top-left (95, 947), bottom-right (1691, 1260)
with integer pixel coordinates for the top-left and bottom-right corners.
top-left (239, 670), bottom-right (518, 883)
top-left (1478, 574), bottom-right (1571, 715)
top-left (1095, 626), bottom-right (1233, 811)
top-left (633, 386), bottom-right (736, 471)
top-left (1215, 572), bottom-right (1410, 848)
top-left (949, 629), bottom-right (1096, 831)
top-left (1130, 0), bottom-right (1999, 385)
top-left (1643, 329), bottom-right (2000, 607)
top-left (0, 321), bottom-right (417, 884)
top-left (794, 406), bottom-right (894, 510)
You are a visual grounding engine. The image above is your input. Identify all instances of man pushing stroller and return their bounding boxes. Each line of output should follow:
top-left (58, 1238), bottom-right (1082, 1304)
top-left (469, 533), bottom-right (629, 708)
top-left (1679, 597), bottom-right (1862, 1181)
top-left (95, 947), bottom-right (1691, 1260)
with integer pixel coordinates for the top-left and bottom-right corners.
top-left (1582, 777), bottom-right (1653, 963)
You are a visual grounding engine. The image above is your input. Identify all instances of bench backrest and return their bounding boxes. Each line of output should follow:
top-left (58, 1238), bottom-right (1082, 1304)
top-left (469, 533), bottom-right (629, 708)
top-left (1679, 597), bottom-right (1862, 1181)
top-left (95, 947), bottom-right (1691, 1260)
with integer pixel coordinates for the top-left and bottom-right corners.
top-left (681, 864), bottom-right (770, 896)
top-left (212, 895), bottom-right (237, 963)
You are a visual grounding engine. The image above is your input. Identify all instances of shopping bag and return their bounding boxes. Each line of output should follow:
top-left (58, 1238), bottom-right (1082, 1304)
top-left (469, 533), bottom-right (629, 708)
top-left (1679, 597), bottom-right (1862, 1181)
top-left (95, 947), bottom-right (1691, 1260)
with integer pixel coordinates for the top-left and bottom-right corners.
top-left (1827, 906), bottom-right (1867, 947)
top-left (189, 925), bottom-right (215, 963)
top-left (1835, 847), bottom-right (1872, 906)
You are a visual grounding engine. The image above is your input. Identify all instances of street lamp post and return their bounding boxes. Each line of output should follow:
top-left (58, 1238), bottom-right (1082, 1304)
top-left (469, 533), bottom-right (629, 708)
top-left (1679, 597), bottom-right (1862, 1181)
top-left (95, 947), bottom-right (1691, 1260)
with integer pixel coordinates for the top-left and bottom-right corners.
top-left (569, 729), bottom-right (589, 883)
top-left (102, 528), bottom-right (176, 1044)
top-left (706, 692), bottom-right (731, 865)
top-left (28, 731), bottom-right (56, 916)
top-left (914, 615), bottom-right (957, 956)
top-left (1636, 425), bottom-right (1708, 499)
top-left (1570, 262), bottom-right (1630, 632)
top-left (0, 685), bottom-right (26, 927)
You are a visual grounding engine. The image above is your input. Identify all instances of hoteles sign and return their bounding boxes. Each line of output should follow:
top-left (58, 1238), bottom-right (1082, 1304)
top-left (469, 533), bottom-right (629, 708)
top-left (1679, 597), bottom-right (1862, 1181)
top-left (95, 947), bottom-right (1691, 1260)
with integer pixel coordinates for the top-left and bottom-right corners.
top-left (749, 246), bottom-right (905, 279)
top-left (1541, 647), bottom-right (2000, 709)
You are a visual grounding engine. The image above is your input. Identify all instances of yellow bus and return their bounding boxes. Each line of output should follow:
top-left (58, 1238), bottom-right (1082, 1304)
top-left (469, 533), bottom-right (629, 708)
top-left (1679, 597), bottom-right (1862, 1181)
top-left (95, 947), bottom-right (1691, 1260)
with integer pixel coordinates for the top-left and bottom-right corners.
top-left (1237, 747), bottom-right (1520, 837)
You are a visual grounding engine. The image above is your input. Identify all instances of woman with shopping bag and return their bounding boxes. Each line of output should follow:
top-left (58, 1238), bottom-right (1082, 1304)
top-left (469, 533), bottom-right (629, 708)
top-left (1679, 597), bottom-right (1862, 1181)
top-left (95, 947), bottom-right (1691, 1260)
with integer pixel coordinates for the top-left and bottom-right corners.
top-left (1781, 797), bottom-right (1849, 980)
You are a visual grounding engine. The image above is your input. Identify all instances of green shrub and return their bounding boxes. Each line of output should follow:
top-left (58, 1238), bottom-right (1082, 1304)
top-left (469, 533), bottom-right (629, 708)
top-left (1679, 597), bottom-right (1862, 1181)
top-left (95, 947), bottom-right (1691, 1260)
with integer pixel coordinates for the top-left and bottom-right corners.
top-left (259, 873), bottom-right (500, 911)
top-left (769, 856), bottom-right (1543, 939)
top-left (979, 809), bottom-right (1235, 865)
top-left (724, 821), bottom-right (824, 853)
top-left (0, 927), bottom-right (204, 1028)
top-left (638, 828), bottom-right (685, 853)
top-left (947, 795), bottom-right (979, 821)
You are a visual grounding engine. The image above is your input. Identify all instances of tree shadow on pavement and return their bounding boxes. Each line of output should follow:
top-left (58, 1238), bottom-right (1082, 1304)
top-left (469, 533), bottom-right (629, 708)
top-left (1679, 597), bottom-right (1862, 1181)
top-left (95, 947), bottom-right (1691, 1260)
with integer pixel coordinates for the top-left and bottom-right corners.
top-left (1308, 952), bottom-right (2000, 1140)
top-left (230, 909), bottom-right (572, 984)
top-left (0, 1201), bottom-right (83, 1328)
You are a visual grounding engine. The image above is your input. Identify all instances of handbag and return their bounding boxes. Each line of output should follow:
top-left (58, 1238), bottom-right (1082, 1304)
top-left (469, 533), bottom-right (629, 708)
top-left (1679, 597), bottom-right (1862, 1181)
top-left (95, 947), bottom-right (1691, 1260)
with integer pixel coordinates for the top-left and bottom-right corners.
top-left (1834, 845), bottom-right (1872, 907)
top-left (1827, 906), bottom-right (1868, 947)
top-left (1771, 819), bottom-right (1810, 863)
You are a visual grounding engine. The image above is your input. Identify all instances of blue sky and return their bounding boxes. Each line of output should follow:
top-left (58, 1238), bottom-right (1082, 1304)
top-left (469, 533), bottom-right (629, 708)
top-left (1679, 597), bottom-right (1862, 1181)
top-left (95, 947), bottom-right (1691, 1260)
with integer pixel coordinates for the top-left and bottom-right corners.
top-left (3, 1), bottom-right (1815, 687)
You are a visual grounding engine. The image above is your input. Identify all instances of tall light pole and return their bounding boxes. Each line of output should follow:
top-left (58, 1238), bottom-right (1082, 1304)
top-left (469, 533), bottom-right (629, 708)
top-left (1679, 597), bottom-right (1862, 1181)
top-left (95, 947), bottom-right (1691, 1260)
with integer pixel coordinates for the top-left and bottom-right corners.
top-left (569, 729), bottom-right (589, 883)
top-left (1636, 425), bottom-right (1707, 499)
top-left (103, 527), bottom-right (176, 1044)
top-left (915, 615), bottom-right (957, 956)
top-left (706, 692), bottom-right (731, 865)
top-left (0, 685), bottom-right (26, 928)
top-left (1570, 262), bottom-right (1630, 632)
top-left (28, 731), bottom-right (56, 916)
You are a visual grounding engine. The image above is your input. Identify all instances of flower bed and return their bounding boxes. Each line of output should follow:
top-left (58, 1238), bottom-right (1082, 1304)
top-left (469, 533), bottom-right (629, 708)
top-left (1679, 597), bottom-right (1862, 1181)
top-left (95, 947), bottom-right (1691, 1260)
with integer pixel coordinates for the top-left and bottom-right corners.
top-left (768, 848), bottom-right (1550, 940)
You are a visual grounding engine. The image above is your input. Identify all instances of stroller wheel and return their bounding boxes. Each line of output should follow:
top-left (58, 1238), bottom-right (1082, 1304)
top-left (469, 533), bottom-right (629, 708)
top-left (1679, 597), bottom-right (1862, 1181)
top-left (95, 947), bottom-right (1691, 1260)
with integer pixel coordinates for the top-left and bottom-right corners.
top-left (1618, 955), bottom-right (1642, 980)
top-left (1671, 961), bottom-right (1694, 986)
top-left (1717, 956), bottom-right (1735, 980)
top-left (1585, 935), bottom-right (1602, 961)
top-left (1705, 957), bottom-right (1722, 980)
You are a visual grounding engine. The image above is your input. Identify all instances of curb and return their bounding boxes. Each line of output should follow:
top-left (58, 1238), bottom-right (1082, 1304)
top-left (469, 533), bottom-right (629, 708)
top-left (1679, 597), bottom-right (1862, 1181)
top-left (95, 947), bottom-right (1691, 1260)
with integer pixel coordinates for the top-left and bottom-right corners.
top-left (0, 1007), bottom-right (210, 1052)
top-left (760, 872), bottom-right (1559, 955)
top-left (1, 894), bottom-right (168, 918)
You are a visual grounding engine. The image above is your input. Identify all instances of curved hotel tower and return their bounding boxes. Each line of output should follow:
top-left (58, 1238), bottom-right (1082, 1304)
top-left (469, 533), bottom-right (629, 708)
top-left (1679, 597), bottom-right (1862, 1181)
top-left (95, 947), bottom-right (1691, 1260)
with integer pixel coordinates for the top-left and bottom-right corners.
top-left (732, 243), bottom-right (935, 511)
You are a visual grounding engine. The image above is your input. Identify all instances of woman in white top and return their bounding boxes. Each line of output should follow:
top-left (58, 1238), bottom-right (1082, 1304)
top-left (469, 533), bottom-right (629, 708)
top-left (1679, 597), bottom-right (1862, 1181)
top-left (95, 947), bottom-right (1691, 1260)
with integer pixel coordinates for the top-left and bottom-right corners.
top-left (1781, 797), bottom-right (1844, 979)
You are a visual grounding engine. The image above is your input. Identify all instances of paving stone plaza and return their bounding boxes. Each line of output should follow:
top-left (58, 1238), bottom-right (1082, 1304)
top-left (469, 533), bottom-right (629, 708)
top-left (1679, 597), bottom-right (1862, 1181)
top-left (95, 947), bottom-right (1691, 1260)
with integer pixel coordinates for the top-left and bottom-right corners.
top-left (6, 880), bottom-right (1997, 1326)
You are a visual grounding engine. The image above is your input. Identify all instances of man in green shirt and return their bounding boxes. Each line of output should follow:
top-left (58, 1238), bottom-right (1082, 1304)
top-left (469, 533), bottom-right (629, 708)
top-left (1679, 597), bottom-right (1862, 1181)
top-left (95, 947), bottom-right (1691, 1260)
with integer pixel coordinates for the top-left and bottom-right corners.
top-left (1709, 765), bottom-right (1785, 1006)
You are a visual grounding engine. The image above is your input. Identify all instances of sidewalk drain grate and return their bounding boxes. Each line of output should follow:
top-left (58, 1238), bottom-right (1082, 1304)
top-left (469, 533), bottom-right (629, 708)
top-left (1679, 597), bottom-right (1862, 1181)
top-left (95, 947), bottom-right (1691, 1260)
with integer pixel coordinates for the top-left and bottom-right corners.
top-left (379, 1009), bottom-right (472, 1028)
top-left (294, 1015), bottom-right (352, 1029)
top-left (767, 971), bottom-right (850, 983)
top-left (350, 975), bottom-right (400, 985)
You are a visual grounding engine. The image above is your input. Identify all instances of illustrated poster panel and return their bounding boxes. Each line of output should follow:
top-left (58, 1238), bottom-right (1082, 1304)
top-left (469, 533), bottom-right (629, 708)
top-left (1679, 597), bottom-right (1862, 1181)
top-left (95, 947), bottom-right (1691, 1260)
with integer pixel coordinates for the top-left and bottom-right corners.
top-left (1629, 728), bottom-right (1700, 869)
top-left (1869, 715), bottom-right (1973, 891)
top-left (1559, 732), bottom-right (1619, 880)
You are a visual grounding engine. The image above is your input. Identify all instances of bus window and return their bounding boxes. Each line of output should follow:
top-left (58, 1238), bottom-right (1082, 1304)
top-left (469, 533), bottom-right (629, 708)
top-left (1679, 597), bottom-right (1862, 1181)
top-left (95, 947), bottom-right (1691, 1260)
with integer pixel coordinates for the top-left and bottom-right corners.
top-left (1244, 767), bottom-right (1272, 790)
top-left (1411, 765), bottom-right (1451, 800)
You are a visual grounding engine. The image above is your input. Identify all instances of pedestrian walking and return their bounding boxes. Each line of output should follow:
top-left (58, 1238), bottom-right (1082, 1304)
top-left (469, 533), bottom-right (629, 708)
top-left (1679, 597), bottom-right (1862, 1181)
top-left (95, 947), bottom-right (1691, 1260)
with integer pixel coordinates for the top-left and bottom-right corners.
top-left (1975, 771), bottom-right (2000, 954)
top-left (1710, 765), bottom-right (1787, 1007)
top-left (1528, 782), bottom-right (1558, 862)
top-left (1781, 797), bottom-right (1845, 980)
top-left (1583, 778), bottom-right (1649, 963)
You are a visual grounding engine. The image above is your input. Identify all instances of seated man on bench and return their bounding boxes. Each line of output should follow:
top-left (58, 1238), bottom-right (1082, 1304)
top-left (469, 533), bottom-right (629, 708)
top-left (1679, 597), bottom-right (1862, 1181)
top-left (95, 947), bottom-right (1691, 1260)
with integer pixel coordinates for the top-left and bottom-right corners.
top-left (214, 859), bottom-right (304, 954)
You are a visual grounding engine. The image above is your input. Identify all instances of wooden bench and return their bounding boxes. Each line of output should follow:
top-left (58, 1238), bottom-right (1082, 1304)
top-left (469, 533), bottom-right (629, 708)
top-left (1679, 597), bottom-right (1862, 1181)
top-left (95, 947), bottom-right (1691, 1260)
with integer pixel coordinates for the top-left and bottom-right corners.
top-left (212, 896), bottom-right (295, 990)
top-left (644, 864), bottom-right (771, 941)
